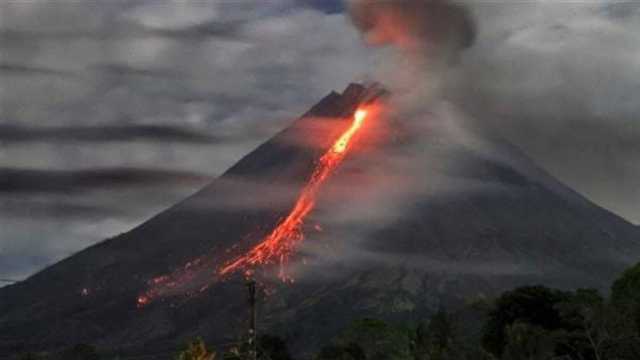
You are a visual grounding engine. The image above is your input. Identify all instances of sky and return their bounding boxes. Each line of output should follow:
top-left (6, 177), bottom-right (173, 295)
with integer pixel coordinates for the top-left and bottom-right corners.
top-left (1, 0), bottom-right (639, 282)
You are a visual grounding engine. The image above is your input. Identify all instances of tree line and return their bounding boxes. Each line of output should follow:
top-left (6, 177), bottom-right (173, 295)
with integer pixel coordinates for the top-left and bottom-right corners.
top-left (16, 262), bottom-right (640, 360)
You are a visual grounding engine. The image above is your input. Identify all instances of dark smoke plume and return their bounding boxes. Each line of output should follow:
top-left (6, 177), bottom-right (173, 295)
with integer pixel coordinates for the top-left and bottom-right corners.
top-left (348, 0), bottom-right (475, 62)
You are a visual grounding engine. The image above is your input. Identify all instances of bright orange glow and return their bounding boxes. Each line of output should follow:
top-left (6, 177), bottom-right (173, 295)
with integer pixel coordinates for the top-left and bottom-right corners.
top-left (219, 108), bottom-right (371, 280)
top-left (137, 295), bottom-right (149, 308)
top-left (333, 109), bottom-right (367, 153)
top-left (136, 107), bottom-right (375, 306)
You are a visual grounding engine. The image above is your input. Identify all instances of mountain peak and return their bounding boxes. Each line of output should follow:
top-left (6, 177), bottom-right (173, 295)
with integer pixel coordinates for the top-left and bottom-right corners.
top-left (1, 84), bottom-right (638, 357)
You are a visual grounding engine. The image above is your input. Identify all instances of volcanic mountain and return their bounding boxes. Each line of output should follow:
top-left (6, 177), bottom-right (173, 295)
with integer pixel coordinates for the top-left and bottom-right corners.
top-left (1, 84), bottom-right (639, 357)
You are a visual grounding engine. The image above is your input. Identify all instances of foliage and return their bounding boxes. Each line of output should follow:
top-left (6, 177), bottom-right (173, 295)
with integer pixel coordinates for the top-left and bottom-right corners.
top-left (257, 334), bottom-right (293, 360)
top-left (176, 338), bottom-right (216, 360)
top-left (500, 321), bottom-right (559, 360)
top-left (481, 286), bottom-right (572, 357)
top-left (315, 342), bottom-right (366, 360)
top-left (480, 277), bottom-right (640, 360)
top-left (413, 309), bottom-right (459, 360)
top-left (17, 352), bottom-right (45, 360)
top-left (330, 318), bottom-right (413, 360)
top-left (221, 347), bottom-right (243, 360)
top-left (59, 344), bottom-right (100, 360)
top-left (556, 288), bottom-right (640, 360)
top-left (611, 262), bottom-right (640, 331)
top-left (413, 309), bottom-right (494, 360)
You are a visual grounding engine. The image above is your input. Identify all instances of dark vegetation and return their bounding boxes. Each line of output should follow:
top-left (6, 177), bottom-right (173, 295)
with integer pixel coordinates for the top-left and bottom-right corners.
top-left (14, 262), bottom-right (640, 360)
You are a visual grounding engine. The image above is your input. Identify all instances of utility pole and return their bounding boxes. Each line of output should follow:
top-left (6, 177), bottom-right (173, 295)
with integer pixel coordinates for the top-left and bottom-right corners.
top-left (246, 278), bottom-right (257, 360)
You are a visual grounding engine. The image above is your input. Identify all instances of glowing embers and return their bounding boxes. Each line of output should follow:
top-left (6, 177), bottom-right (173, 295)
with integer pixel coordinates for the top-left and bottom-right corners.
top-left (218, 108), bottom-right (371, 280)
top-left (137, 107), bottom-right (374, 306)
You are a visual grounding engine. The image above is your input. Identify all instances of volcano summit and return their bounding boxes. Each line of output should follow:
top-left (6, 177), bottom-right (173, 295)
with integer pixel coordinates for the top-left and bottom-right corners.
top-left (1, 84), bottom-right (639, 357)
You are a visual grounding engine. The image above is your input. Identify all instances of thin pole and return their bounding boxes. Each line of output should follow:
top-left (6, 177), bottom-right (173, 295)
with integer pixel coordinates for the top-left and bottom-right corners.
top-left (246, 278), bottom-right (257, 360)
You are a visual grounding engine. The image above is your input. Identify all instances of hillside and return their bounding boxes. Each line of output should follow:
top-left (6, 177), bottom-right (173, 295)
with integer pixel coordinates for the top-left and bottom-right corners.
top-left (1, 84), bottom-right (638, 357)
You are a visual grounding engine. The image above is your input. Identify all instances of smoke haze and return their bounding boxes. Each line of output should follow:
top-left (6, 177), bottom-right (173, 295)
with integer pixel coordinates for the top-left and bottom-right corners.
top-left (2, 0), bottom-right (639, 284)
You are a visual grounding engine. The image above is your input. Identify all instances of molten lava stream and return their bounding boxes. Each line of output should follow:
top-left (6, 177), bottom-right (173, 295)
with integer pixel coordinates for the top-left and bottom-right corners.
top-left (219, 108), bottom-right (370, 280)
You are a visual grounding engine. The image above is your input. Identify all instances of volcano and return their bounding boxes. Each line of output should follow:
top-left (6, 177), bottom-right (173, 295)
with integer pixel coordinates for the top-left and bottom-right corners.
top-left (1, 83), bottom-right (639, 357)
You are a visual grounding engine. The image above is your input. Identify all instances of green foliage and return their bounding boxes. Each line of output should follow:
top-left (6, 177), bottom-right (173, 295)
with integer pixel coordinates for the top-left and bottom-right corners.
top-left (221, 347), bottom-right (243, 360)
top-left (500, 321), bottom-right (559, 360)
top-left (17, 352), bottom-right (45, 360)
top-left (482, 282), bottom-right (640, 360)
top-left (315, 343), bottom-right (366, 360)
top-left (413, 309), bottom-right (494, 360)
top-left (176, 338), bottom-right (216, 360)
top-left (331, 318), bottom-right (413, 360)
top-left (611, 262), bottom-right (640, 331)
top-left (59, 344), bottom-right (100, 360)
top-left (257, 334), bottom-right (293, 360)
top-left (481, 286), bottom-right (572, 357)
top-left (414, 309), bottom-right (459, 360)
top-left (558, 290), bottom-right (640, 360)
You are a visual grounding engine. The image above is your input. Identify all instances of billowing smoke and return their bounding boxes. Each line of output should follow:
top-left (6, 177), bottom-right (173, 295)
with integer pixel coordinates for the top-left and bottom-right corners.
top-left (348, 0), bottom-right (475, 63)
top-left (347, 0), bottom-right (477, 115)
top-left (350, 1), bottom-right (640, 225)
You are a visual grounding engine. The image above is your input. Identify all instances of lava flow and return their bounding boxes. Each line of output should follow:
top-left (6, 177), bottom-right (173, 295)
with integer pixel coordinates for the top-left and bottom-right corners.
top-left (137, 107), bottom-right (373, 306)
top-left (218, 108), bottom-right (370, 280)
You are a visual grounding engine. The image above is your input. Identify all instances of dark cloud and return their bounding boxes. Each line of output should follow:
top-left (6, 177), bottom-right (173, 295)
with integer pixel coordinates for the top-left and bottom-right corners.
top-left (348, 0), bottom-right (475, 61)
top-left (89, 63), bottom-right (182, 78)
top-left (0, 198), bottom-right (121, 220)
top-left (444, 1), bottom-right (640, 223)
top-left (140, 19), bottom-right (246, 40)
top-left (0, 1), bottom-right (377, 282)
top-left (0, 167), bottom-right (211, 194)
top-left (3, 0), bottom-right (636, 283)
top-left (0, 124), bottom-right (218, 143)
top-left (346, 0), bottom-right (640, 224)
top-left (603, 2), bottom-right (640, 20)
top-left (0, 63), bottom-right (76, 78)
top-left (298, 0), bottom-right (345, 14)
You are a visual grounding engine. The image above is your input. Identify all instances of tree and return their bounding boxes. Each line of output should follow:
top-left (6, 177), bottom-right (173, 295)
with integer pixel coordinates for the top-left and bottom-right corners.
top-left (59, 344), bottom-right (100, 360)
top-left (315, 343), bottom-right (366, 360)
top-left (414, 309), bottom-right (458, 360)
top-left (414, 309), bottom-right (494, 360)
top-left (500, 322), bottom-right (559, 360)
top-left (322, 318), bottom-right (412, 360)
top-left (257, 335), bottom-right (293, 360)
top-left (611, 262), bottom-right (640, 332)
top-left (481, 286), bottom-right (572, 358)
top-left (17, 352), bottom-right (44, 360)
top-left (176, 338), bottom-right (216, 360)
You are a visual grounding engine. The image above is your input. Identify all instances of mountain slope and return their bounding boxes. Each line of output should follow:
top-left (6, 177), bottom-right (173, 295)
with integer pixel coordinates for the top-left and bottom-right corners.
top-left (1, 83), bottom-right (638, 357)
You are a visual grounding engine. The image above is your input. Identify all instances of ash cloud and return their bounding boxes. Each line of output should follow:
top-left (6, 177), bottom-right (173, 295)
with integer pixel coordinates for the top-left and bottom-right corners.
top-left (284, 0), bottom-right (640, 282)
top-left (348, 0), bottom-right (475, 62)
top-left (346, 0), bottom-right (640, 225)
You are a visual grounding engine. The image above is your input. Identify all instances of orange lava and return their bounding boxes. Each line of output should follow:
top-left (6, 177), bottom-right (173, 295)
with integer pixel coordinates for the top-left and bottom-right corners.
top-left (219, 109), bottom-right (370, 280)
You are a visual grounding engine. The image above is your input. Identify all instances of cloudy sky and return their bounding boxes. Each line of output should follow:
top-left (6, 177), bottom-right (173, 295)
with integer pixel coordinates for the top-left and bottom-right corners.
top-left (1, 0), bottom-right (639, 282)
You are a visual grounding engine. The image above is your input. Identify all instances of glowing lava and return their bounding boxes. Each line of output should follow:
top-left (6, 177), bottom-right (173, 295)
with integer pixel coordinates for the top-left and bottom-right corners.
top-left (137, 108), bottom-right (373, 306)
top-left (219, 109), bottom-right (369, 280)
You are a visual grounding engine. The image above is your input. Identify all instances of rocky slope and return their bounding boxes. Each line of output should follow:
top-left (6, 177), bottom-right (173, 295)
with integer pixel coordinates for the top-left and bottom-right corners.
top-left (0, 83), bottom-right (638, 357)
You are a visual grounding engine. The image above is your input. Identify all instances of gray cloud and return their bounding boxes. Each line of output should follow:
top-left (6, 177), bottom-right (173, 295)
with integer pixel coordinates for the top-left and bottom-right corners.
top-left (0, 198), bottom-right (121, 220)
top-left (0, 124), bottom-right (218, 144)
top-left (2, 0), bottom-right (639, 285)
top-left (348, 0), bottom-right (475, 62)
top-left (348, 0), bottom-right (640, 224)
top-left (445, 1), bottom-right (640, 223)
top-left (0, 0), bottom-right (375, 281)
top-left (0, 62), bottom-right (76, 78)
top-left (0, 167), bottom-right (210, 194)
